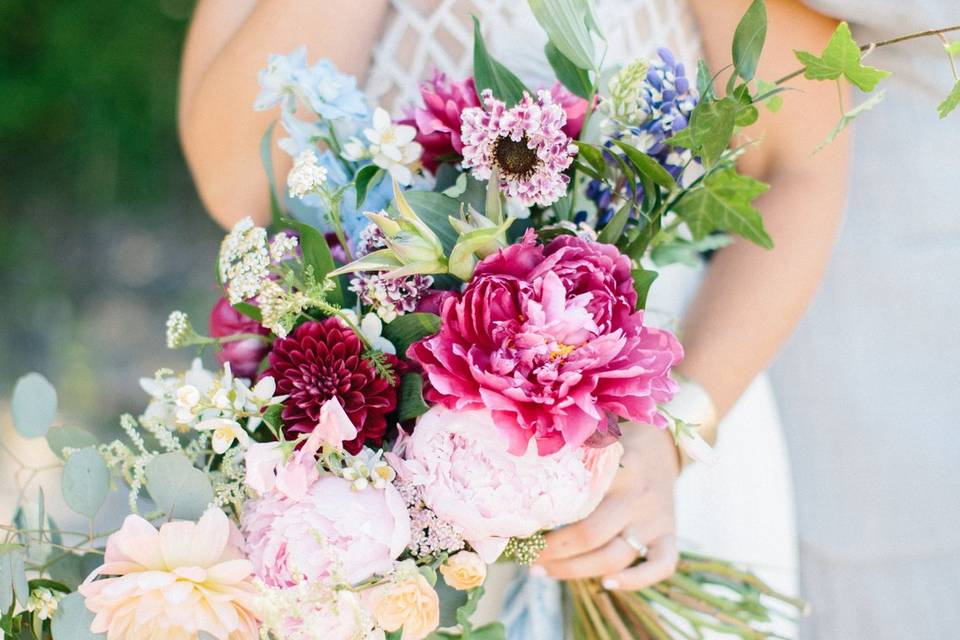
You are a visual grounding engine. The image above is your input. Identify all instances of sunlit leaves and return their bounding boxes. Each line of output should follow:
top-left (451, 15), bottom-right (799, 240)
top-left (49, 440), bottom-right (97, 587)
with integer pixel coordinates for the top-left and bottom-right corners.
top-left (937, 80), bottom-right (960, 118)
top-left (817, 91), bottom-right (885, 151)
top-left (688, 98), bottom-right (738, 167)
top-left (674, 169), bottom-right (772, 249)
top-left (732, 0), bottom-right (767, 82)
top-left (794, 22), bottom-right (890, 92)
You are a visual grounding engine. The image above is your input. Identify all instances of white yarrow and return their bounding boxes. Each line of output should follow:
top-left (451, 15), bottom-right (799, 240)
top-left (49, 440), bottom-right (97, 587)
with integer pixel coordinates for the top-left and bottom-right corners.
top-left (288, 149), bottom-right (328, 199)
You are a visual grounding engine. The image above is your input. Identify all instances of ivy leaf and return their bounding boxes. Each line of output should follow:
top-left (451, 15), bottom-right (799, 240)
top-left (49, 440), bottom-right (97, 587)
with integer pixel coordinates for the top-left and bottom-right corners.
top-left (472, 17), bottom-right (529, 105)
top-left (817, 91), bottom-right (885, 151)
top-left (937, 80), bottom-right (960, 119)
top-left (794, 22), bottom-right (890, 92)
top-left (674, 168), bottom-right (772, 248)
top-left (688, 97), bottom-right (738, 167)
top-left (731, 0), bottom-right (767, 82)
top-left (545, 42), bottom-right (593, 99)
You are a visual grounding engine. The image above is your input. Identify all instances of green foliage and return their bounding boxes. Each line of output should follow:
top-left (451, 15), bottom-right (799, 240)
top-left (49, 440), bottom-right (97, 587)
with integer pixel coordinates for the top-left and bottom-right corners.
top-left (597, 203), bottom-right (632, 245)
top-left (817, 91), bottom-right (886, 151)
top-left (432, 586), bottom-right (506, 640)
top-left (527, 0), bottom-right (604, 71)
top-left (355, 165), bottom-right (385, 211)
top-left (731, 0), bottom-right (768, 82)
top-left (472, 17), bottom-right (529, 105)
top-left (47, 552), bottom-right (102, 591)
top-left (11, 372), bottom-right (58, 438)
top-left (631, 269), bottom-right (658, 310)
top-left (651, 235), bottom-right (733, 268)
top-left (382, 312), bottom-right (441, 355)
top-left (61, 446), bottom-right (110, 518)
top-left (51, 592), bottom-right (104, 639)
top-left (144, 452), bottom-right (214, 520)
top-left (0, 545), bottom-right (29, 611)
top-left (284, 220), bottom-right (344, 305)
top-left (398, 373), bottom-right (430, 422)
top-left (687, 98), bottom-right (738, 167)
top-left (937, 80), bottom-right (960, 118)
top-left (545, 42), bottom-right (593, 99)
top-left (609, 140), bottom-right (676, 189)
top-left (756, 79), bottom-right (785, 112)
top-left (46, 425), bottom-right (98, 460)
top-left (261, 121), bottom-right (286, 227)
top-left (795, 22), bottom-right (891, 92)
top-left (674, 168), bottom-right (772, 249)
top-left (389, 191), bottom-right (461, 253)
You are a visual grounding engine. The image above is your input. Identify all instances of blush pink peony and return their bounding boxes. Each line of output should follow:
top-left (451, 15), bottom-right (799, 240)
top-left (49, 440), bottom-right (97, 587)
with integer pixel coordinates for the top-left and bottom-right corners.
top-left (408, 230), bottom-right (683, 455)
top-left (392, 406), bottom-right (623, 562)
top-left (79, 508), bottom-right (259, 640)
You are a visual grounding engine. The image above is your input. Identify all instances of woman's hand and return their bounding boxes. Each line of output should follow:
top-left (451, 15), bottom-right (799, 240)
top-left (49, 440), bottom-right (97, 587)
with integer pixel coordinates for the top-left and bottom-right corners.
top-left (534, 424), bottom-right (680, 590)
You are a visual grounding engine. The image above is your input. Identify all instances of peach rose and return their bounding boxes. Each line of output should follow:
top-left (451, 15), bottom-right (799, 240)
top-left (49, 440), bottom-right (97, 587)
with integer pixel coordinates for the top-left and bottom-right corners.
top-left (365, 562), bottom-right (439, 640)
top-left (439, 551), bottom-right (487, 591)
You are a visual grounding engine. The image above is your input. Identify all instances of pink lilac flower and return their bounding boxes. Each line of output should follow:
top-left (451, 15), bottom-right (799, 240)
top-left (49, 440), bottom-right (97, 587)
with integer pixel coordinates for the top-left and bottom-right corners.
top-left (391, 406), bottom-right (623, 562)
top-left (402, 69), bottom-right (480, 172)
top-left (460, 89), bottom-right (578, 207)
top-left (408, 230), bottom-right (683, 455)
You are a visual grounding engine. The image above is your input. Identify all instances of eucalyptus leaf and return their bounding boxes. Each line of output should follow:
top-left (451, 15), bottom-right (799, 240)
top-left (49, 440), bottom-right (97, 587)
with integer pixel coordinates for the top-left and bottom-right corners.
top-left (527, 0), bottom-right (604, 70)
top-left (48, 553), bottom-right (102, 591)
top-left (0, 547), bottom-right (29, 612)
top-left (382, 313), bottom-right (441, 355)
top-left (46, 425), bottom-right (98, 460)
top-left (51, 592), bottom-right (104, 639)
top-left (472, 17), bottom-right (529, 105)
top-left (794, 22), bottom-right (890, 92)
top-left (731, 0), bottom-right (767, 82)
top-left (145, 453), bottom-right (214, 520)
top-left (435, 573), bottom-right (470, 628)
top-left (11, 372), bottom-right (58, 438)
top-left (61, 447), bottom-right (110, 519)
top-left (545, 42), bottom-right (593, 99)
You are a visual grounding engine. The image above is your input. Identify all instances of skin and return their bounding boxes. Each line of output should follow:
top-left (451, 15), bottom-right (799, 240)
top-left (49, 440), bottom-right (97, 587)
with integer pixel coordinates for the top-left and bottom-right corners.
top-left (179, 0), bottom-right (849, 592)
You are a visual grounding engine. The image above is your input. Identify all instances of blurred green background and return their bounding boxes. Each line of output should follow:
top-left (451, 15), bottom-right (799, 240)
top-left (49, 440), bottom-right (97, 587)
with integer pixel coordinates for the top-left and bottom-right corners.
top-left (0, 0), bottom-right (225, 429)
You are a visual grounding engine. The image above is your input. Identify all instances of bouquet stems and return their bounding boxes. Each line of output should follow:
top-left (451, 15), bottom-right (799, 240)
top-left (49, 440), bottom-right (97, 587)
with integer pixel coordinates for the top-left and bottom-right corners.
top-left (567, 553), bottom-right (806, 639)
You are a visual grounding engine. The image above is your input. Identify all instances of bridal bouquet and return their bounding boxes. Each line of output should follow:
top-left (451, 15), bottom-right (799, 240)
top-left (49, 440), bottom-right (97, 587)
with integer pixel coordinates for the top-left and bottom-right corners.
top-left (4, 1), bottom-right (957, 639)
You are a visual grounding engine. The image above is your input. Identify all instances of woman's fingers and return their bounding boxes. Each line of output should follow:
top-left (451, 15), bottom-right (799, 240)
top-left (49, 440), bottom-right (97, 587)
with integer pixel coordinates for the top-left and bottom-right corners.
top-left (539, 494), bottom-right (631, 562)
top-left (601, 534), bottom-right (679, 591)
top-left (536, 535), bottom-right (638, 580)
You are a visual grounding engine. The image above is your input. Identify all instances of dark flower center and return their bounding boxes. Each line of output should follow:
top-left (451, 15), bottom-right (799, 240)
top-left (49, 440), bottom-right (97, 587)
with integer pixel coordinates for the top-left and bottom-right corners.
top-left (493, 136), bottom-right (539, 179)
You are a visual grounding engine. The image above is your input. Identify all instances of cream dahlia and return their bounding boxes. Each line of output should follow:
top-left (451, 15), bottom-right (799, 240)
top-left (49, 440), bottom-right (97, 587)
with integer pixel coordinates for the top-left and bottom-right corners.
top-left (460, 89), bottom-right (577, 207)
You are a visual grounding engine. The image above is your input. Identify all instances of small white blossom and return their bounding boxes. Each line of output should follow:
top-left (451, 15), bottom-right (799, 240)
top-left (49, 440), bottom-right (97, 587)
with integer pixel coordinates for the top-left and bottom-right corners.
top-left (269, 232), bottom-right (300, 262)
top-left (196, 417), bottom-right (250, 454)
top-left (601, 59), bottom-right (650, 126)
top-left (165, 311), bottom-right (193, 349)
top-left (340, 310), bottom-right (396, 355)
top-left (219, 217), bottom-right (272, 304)
top-left (364, 108), bottom-right (422, 185)
top-left (287, 149), bottom-right (328, 199)
top-left (27, 587), bottom-right (63, 621)
top-left (340, 448), bottom-right (396, 491)
top-left (341, 136), bottom-right (369, 162)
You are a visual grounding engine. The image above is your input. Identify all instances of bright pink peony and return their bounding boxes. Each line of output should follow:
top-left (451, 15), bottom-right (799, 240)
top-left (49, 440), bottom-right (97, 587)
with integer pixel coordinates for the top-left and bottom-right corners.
top-left (402, 69), bottom-right (480, 172)
top-left (263, 318), bottom-right (398, 454)
top-left (550, 82), bottom-right (591, 139)
top-left (460, 89), bottom-right (577, 207)
top-left (408, 230), bottom-right (683, 455)
top-left (209, 297), bottom-right (270, 379)
top-left (392, 406), bottom-right (623, 562)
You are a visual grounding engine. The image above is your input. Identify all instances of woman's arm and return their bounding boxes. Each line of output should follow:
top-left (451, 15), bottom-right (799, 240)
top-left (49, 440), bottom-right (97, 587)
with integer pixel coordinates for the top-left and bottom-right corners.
top-left (178, 0), bottom-right (389, 229)
top-left (538, 0), bottom-right (849, 590)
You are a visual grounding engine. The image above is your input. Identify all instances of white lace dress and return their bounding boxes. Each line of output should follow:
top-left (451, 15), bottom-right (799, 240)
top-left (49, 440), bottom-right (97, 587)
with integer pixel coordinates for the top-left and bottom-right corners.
top-left (365, 1), bottom-right (798, 636)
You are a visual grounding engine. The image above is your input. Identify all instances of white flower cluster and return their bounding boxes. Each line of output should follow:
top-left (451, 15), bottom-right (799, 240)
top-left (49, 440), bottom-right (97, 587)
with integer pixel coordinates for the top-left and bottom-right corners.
top-left (600, 59), bottom-right (650, 127)
top-left (339, 448), bottom-right (397, 491)
top-left (270, 232), bottom-right (299, 262)
top-left (219, 217), bottom-right (271, 304)
top-left (287, 150), bottom-right (328, 199)
top-left (165, 310), bottom-right (194, 349)
top-left (27, 587), bottom-right (63, 621)
top-left (344, 108), bottom-right (422, 185)
top-left (256, 578), bottom-right (384, 640)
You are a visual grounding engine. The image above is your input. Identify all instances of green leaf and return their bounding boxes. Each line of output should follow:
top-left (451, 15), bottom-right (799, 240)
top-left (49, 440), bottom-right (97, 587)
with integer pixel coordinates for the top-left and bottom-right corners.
top-left (756, 79), bottom-right (784, 113)
top-left (145, 453), bottom-right (214, 520)
top-left (262, 403), bottom-right (284, 435)
top-left (469, 623), bottom-right (507, 640)
top-left (631, 269), bottom-right (658, 310)
top-left (355, 165), bottom-right (384, 210)
top-left (472, 17), bottom-right (529, 105)
top-left (11, 372), bottom-right (58, 438)
top-left (232, 302), bottom-right (262, 323)
top-left (0, 547), bottom-right (29, 612)
top-left (545, 42), bottom-right (594, 99)
top-left (390, 191), bottom-right (461, 252)
top-left (610, 139), bottom-right (676, 189)
top-left (794, 22), bottom-right (890, 92)
top-left (61, 447), bottom-right (109, 519)
top-left (696, 60), bottom-right (716, 100)
top-left (732, 0), bottom-right (767, 81)
top-left (621, 213), bottom-right (661, 260)
top-left (382, 312), bottom-right (441, 355)
top-left (435, 573), bottom-right (470, 628)
top-left (284, 220), bottom-right (344, 305)
top-left (527, 0), bottom-right (604, 70)
top-left (817, 90), bottom-right (885, 151)
top-left (46, 426), bottom-right (97, 460)
top-left (574, 141), bottom-right (607, 177)
top-left (674, 168), bottom-right (772, 248)
top-left (51, 593), bottom-right (104, 639)
top-left (398, 373), bottom-right (431, 422)
top-left (260, 121), bottom-right (286, 228)
top-left (650, 234), bottom-right (733, 268)
top-left (597, 203), bottom-right (632, 245)
top-left (937, 80), bottom-right (960, 118)
top-left (688, 98), bottom-right (738, 167)
top-left (47, 553), bottom-right (102, 591)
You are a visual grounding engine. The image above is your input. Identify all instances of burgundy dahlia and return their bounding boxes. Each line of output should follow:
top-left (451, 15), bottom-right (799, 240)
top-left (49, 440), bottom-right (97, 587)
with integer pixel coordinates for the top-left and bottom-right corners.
top-left (209, 297), bottom-right (271, 379)
top-left (264, 318), bottom-right (399, 454)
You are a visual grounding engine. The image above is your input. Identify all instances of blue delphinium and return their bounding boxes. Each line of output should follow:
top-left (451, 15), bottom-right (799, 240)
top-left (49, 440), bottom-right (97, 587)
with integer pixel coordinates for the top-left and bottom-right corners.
top-left (587, 48), bottom-right (700, 226)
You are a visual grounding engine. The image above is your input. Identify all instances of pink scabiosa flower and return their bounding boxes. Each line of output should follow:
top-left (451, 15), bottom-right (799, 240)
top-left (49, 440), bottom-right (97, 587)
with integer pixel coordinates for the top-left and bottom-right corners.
top-left (460, 89), bottom-right (577, 207)
top-left (209, 296), bottom-right (270, 379)
top-left (408, 230), bottom-right (683, 455)
top-left (391, 406), bottom-right (623, 562)
top-left (263, 318), bottom-right (399, 454)
top-left (403, 69), bottom-right (480, 172)
top-left (79, 508), bottom-right (259, 640)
